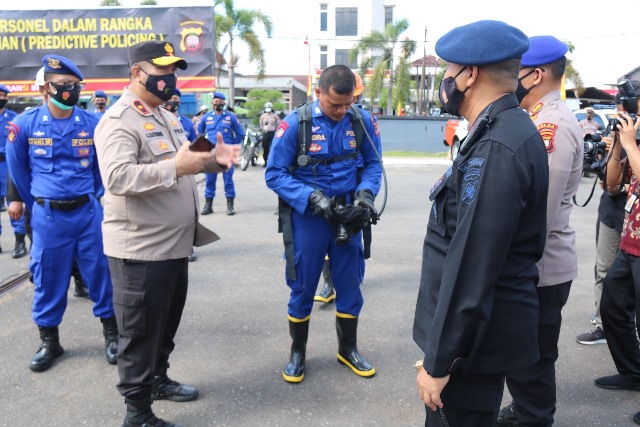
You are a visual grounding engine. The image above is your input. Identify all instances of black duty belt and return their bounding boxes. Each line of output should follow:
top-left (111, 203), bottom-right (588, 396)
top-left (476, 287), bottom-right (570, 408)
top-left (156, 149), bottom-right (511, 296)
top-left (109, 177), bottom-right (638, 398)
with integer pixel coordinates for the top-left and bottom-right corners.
top-left (35, 194), bottom-right (90, 211)
top-left (0, 153), bottom-right (5, 161)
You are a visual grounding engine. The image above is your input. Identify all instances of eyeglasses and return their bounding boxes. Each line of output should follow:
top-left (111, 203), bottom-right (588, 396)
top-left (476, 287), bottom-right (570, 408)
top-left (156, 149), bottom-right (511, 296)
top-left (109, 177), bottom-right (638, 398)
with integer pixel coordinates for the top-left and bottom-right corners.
top-left (49, 81), bottom-right (85, 91)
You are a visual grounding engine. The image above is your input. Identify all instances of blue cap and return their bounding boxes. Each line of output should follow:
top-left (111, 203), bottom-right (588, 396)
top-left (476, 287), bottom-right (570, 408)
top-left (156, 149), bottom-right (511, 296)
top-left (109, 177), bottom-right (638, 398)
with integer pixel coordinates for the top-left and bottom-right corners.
top-left (94, 90), bottom-right (107, 99)
top-left (520, 35), bottom-right (568, 67)
top-left (0, 83), bottom-right (10, 94)
top-left (213, 91), bottom-right (226, 101)
top-left (436, 20), bottom-right (529, 65)
top-left (174, 88), bottom-right (182, 97)
top-left (42, 54), bottom-right (83, 80)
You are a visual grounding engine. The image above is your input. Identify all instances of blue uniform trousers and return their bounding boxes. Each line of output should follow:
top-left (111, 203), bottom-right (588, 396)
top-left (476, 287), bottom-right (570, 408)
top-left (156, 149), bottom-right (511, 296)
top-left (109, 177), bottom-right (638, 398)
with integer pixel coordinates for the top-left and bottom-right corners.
top-left (203, 165), bottom-right (235, 199)
top-left (30, 196), bottom-right (114, 326)
top-left (287, 211), bottom-right (364, 319)
top-left (0, 159), bottom-right (6, 199)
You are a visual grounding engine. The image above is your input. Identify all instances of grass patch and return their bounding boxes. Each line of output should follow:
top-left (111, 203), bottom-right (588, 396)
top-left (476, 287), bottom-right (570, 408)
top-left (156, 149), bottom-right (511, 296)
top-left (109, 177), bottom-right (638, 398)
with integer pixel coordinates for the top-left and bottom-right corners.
top-left (383, 151), bottom-right (449, 158)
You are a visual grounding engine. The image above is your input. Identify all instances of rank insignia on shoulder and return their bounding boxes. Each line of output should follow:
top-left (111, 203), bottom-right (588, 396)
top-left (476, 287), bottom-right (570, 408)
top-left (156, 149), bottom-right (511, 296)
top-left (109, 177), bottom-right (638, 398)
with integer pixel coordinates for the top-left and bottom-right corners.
top-left (133, 100), bottom-right (150, 115)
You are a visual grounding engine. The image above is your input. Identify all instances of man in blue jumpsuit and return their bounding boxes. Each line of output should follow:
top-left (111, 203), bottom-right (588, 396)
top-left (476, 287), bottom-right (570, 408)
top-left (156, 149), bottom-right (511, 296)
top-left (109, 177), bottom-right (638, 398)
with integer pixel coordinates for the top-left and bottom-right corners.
top-left (198, 91), bottom-right (244, 215)
top-left (0, 83), bottom-right (24, 257)
top-left (265, 64), bottom-right (382, 383)
top-left (92, 90), bottom-right (109, 119)
top-left (6, 55), bottom-right (117, 372)
top-left (413, 21), bottom-right (549, 426)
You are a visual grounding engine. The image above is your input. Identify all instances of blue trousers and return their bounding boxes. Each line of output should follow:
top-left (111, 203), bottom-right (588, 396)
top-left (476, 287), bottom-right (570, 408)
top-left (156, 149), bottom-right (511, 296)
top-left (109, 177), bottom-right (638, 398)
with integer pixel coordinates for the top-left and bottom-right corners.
top-left (0, 159), bottom-right (6, 198)
top-left (287, 211), bottom-right (365, 319)
top-left (203, 165), bottom-right (235, 199)
top-left (30, 196), bottom-right (114, 326)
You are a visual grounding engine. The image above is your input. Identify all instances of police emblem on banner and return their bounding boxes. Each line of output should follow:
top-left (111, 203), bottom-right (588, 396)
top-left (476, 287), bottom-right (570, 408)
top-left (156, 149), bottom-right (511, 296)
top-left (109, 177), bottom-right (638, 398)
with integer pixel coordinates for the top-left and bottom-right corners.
top-left (459, 157), bottom-right (485, 205)
top-left (180, 25), bottom-right (204, 54)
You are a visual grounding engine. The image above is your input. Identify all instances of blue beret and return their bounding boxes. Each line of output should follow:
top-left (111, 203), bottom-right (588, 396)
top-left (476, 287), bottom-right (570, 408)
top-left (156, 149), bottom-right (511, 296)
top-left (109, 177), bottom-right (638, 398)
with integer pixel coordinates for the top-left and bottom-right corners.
top-left (94, 90), bottom-right (107, 99)
top-left (174, 88), bottom-right (182, 97)
top-left (436, 20), bottom-right (529, 65)
top-left (213, 92), bottom-right (226, 101)
top-left (42, 54), bottom-right (83, 80)
top-left (0, 83), bottom-right (10, 94)
top-left (520, 35), bottom-right (568, 67)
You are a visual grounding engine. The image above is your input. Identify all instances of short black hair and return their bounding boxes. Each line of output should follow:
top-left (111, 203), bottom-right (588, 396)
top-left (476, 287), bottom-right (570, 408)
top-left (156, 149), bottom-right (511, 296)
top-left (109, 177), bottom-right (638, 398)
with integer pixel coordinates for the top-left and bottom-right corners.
top-left (318, 64), bottom-right (356, 95)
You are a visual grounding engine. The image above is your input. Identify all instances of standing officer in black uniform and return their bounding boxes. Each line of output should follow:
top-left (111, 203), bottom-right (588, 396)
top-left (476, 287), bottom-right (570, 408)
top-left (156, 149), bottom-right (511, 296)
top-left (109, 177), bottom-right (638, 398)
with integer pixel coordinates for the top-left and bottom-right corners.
top-left (413, 20), bottom-right (549, 426)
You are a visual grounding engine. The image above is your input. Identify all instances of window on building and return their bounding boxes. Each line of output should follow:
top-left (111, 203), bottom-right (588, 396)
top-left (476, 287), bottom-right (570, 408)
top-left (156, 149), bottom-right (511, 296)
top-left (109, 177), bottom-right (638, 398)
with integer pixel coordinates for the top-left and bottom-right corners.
top-left (335, 7), bottom-right (357, 36)
top-left (384, 6), bottom-right (394, 26)
top-left (320, 45), bottom-right (328, 70)
top-left (320, 4), bottom-right (327, 32)
top-left (335, 49), bottom-right (357, 69)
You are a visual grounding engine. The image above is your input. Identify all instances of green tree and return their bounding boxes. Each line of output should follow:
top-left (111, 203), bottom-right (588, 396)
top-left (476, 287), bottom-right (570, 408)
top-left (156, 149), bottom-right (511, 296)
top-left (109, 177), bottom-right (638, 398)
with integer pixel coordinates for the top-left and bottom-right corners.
top-left (564, 41), bottom-right (585, 96)
top-left (140, 0), bottom-right (157, 4)
top-left (100, 0), bottom-right (122, 5)
top-left (350, 19), bottom-right (415, 115)
top-left (245, 89), bottom-right (285, 126)
top-left (214, 0), bottom-right (273, 109)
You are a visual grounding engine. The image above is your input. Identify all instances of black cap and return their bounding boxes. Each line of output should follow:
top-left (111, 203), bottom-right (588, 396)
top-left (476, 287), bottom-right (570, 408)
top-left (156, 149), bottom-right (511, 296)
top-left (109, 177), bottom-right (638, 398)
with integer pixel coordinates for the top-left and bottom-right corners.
top-left (128, 40), bottom-right (187, 70)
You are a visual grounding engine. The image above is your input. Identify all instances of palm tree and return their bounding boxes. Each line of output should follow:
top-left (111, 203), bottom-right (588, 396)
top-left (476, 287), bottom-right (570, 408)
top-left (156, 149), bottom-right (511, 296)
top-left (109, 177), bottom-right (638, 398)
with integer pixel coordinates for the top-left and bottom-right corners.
top-left (350, 19), bottom-right (415, 115)
top-left (100, 0), bottom-right (122, 5)
top-left (214, 0), bottom-right (273, 108)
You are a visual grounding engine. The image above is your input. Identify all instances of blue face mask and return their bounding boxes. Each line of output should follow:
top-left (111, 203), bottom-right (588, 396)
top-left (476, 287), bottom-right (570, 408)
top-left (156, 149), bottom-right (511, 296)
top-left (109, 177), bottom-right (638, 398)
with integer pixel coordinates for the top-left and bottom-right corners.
top-left (50, 97), bottom-right (74, 110)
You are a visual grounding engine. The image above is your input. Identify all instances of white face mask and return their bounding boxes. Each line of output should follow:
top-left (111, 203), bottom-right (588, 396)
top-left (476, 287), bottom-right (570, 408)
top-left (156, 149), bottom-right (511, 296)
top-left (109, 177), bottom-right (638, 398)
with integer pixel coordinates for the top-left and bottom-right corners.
top-left (265, 108), bottom-right (272, 113)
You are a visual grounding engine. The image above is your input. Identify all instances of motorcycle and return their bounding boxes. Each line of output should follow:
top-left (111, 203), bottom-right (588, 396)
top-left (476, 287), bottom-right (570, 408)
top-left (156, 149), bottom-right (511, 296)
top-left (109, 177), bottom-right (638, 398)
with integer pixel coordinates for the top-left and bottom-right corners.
top-left (240, 128), bottom-right (263, 171)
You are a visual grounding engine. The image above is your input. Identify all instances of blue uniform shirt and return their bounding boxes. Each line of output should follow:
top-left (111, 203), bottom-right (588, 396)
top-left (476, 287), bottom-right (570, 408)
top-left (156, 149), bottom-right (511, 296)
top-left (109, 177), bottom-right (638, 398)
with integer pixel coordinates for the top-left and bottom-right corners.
top-left (265, 100), bottom-right (382, 215)
top-left (6, 104), bottom-right (102, 210)
top-left (0, 108), bottom-right (18, 155)
top-left (178, 114), bottom-right (197, 142)
top-left (197, 110), bottom-right (245, 144)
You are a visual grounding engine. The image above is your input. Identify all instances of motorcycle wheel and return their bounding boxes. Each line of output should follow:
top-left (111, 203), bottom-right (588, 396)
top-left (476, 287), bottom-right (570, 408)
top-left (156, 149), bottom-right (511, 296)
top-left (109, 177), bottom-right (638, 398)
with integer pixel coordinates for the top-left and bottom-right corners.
top-left (241, 147), bottom-right (253, 171)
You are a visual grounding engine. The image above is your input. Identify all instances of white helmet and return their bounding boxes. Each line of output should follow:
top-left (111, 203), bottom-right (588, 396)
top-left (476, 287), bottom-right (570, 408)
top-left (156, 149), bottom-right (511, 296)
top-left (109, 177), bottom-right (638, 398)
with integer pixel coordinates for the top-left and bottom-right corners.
top-left (264, 102), bottom-right (273, 109)
top-left (35, 67), bottom-right (45, 87)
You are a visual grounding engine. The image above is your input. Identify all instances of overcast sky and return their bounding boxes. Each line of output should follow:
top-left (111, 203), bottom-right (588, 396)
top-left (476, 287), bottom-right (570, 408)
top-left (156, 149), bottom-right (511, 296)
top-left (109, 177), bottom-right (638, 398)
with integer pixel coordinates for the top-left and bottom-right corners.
top-left (10, 0), bottom-right (640, 88)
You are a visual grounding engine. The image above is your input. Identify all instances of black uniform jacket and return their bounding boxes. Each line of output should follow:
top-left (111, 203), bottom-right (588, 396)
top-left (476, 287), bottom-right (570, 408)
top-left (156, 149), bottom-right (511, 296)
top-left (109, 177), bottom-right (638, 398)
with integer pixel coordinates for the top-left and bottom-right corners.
top-left (413, 94), bottom-right (549, 378)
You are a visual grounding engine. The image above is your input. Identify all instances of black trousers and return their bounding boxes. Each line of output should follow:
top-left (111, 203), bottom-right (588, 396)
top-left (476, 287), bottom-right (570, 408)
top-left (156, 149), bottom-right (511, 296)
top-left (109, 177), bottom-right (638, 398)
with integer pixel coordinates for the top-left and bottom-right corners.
top-left (601, 251), bottom-right (640, 380)
top-left (425, 372), bottom-right (505, 427)
top-left (505, 281), bottom-right (572, 427)
top-left (262, 130), bottom-right (275, 163)
top-left (108, 257), bottom-right (189, 399)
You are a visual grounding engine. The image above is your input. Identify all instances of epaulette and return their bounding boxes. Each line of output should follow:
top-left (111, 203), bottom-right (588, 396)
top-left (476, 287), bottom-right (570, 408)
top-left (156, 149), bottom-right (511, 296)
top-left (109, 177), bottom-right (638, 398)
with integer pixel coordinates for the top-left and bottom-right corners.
top-left (105, 102), bottom-right (130, 119)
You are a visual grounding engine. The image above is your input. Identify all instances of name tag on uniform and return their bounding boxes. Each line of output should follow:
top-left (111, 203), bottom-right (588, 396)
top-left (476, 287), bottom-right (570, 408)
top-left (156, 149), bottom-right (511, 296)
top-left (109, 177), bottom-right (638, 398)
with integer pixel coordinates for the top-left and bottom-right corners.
top-left (626, 193), bottom-right (638, 213)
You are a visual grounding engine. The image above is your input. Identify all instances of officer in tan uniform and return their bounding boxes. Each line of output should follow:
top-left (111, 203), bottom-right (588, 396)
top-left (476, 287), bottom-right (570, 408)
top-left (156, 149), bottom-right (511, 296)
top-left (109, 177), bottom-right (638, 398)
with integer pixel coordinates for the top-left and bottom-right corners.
top-left (497, 35), bottom-right (583, 426)
top-left (94, 40), bottom-right (239, 427)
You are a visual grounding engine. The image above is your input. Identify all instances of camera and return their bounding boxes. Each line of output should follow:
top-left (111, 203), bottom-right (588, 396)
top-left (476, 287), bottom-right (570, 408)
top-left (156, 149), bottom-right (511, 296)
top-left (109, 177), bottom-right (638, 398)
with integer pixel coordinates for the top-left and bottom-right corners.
top-left (583, 133), bottom-right (607, 177)
top-left (609, 79), bottom-right (638, 130)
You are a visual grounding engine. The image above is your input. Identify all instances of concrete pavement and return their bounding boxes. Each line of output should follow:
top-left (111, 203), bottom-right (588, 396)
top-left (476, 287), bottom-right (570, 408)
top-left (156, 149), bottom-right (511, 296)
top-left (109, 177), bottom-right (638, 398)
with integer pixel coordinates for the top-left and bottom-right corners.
top-left (0, 160), bottom-right (637, 426)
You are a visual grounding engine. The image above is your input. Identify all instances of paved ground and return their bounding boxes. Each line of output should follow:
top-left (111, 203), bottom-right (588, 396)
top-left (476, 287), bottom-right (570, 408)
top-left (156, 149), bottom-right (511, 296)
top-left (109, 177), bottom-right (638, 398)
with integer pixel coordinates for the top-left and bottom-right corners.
top-left (0, 158), bottom-right (638, 426)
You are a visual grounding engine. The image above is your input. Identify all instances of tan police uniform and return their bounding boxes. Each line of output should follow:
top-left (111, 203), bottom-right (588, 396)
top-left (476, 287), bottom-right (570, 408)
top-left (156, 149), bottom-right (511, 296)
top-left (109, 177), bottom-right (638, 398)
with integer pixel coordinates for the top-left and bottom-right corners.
top-left (95, 87), bottom-right (223, 261)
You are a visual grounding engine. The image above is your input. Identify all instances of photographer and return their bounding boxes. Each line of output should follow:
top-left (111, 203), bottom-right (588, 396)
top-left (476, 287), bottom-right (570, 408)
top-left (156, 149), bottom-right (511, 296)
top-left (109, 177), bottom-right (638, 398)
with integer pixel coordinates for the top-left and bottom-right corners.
top-left (595, 80), bottom-right (640, 425)
top-left (576, 93), bottom-right (630, 346)
top-left (579, 107), bottom-right (603, 138)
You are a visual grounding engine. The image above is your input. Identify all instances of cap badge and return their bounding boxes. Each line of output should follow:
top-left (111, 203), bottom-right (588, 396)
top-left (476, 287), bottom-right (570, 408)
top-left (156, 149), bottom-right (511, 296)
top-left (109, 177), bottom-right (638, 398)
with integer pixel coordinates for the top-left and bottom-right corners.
top-left (164, 43), bottom-right (174, 57)
top-left (47, 58), bottom-right (62, 69)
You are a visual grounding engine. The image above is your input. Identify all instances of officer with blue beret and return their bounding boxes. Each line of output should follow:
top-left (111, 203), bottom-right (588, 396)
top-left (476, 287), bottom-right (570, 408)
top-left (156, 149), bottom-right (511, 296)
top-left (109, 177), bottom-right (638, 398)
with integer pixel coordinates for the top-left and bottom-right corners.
top-left (6, 54), bottom-right (118, 372)
top-left (496, 34), bottom-right (583, 427)
top-left (413, 20), bottom-right (550, 426)
top-left (198, 90), bottom-right (245, 215)
top-left (0, 82), bottom-right (19, 246)
top-left (93, 90), bottom-right (109, 119)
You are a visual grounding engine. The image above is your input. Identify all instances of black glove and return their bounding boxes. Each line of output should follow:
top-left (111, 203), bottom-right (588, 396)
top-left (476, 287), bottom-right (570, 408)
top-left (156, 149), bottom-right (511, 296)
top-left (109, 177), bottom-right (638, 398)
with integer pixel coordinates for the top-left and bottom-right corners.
top-left (308, 189), bottom-right (333, 222)
top-left (354, 189), bottom-right (379, 225)
top-left (332, 203), bottom-right (370, 226)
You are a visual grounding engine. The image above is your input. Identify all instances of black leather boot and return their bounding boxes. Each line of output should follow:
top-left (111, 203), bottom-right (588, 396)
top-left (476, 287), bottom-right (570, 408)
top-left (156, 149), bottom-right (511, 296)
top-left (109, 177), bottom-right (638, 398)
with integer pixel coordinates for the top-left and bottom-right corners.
top-left (336, 315), bottom-right (375, 377)
top-left (0, 197), bottom-right (6, 212)
top-left (314, 257), bottom-right (335, 303)
top-left (12, 232), bottom-right (27, 259)
top-left (226, 197), bottom-right (235, 216)
top-left (123, 396), bottom-right (177, 427)
top-left (201, 198), bottom-right (213, 215)
top-left (283, 316), bottom-right (309, 383)
top-left (101, 317), bottom-right (118, 365)
top-left (29, 326), bottom-right (64, 372)
top-left (152, 361), bottom-right (199, 402)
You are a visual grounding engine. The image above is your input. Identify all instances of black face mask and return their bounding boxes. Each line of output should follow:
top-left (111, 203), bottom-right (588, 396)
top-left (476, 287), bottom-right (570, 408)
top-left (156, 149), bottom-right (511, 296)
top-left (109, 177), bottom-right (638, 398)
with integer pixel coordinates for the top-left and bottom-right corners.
top-left (164, 100), bottom-right (180, 113)
top-left (213, 104), bottom-right (224, 112)
top-left (439, 67), bottom-right (469, 116)
top-left (0, 99), bottom-right (7, 109)
top-left (95, 101), bottom-right (106, 109)
top-left (139, 68), bottom-right (177, 102)
top-left (515, 68), bottom-right (538, 103)
top-left (49, 82), bottom-right (81, 108)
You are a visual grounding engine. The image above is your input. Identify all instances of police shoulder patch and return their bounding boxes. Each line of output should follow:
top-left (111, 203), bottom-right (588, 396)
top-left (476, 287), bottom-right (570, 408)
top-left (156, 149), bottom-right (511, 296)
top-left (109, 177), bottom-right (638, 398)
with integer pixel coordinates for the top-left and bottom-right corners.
top-left (537, 122), bottom-right (558, 153)
top-left (275, 121), bottom-right (289, 138)
top-left (458, 157), bottom-right (485, 205)
top-left (7, 123), bottom-right (18, 143)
